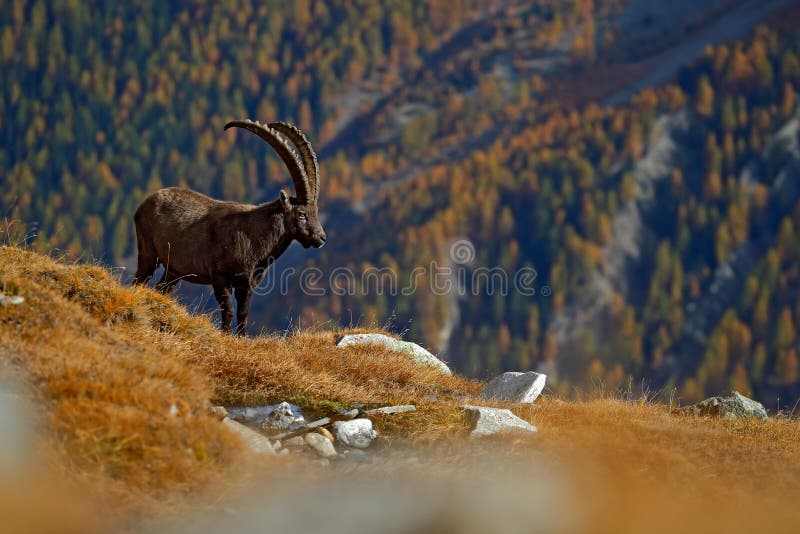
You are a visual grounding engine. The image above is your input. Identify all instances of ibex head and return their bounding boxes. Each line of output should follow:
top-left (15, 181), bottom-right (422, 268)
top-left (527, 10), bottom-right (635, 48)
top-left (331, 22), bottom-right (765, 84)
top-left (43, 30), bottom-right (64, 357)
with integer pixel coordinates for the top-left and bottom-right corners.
top-left (224, 119), bottom-right (327, 249)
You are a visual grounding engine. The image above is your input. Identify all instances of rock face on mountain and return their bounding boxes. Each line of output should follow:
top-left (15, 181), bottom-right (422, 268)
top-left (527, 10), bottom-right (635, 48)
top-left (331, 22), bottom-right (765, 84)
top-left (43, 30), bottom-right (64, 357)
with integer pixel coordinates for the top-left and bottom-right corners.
top-left (545, 111), bottom-right (692, 379)
top-left (661, 111), bottom-right (800, 386)
top-left (545, 105), bottom-right (800, 392)
top-left (337, 333), bottom-right (452, 375)
top-left (674, 391), bottom-right (768, 420)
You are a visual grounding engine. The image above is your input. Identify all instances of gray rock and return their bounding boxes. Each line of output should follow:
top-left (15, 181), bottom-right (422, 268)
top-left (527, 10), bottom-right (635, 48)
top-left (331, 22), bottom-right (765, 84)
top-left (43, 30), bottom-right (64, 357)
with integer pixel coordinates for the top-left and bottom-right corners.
top-left (461, 405), bottom-right (537, 437)
top-left (477, 372), bottom-right (547, 404)
top-left (262, 401), bottom-right (302, 431)
top-left (332, 418), bottom-right (379, 449)
top-left (675, 391), bottom-right (768, 420)
top-left (365, 405), bottom-right (417, 415)
top-left (341, 409), bottom-right (360, 419)
top-left (0, 294), bottom-right (24, 306)
top-left (337, 333), bottom-right (451, 375)
top-left (304, 432), bottom-right (337, 458)
top-left (305, 417), bottom-right (331, 429)
top-left (221, 418), bottom-right (276, 455)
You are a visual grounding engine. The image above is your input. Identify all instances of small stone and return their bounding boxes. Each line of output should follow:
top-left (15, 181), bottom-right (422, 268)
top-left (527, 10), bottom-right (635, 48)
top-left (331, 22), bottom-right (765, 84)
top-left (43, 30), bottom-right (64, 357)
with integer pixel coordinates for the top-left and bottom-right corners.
top-left (365, 405), bottom-right (417, 415)
top-left (337, 333), bottom-right (451, 375)
top-left (341, 409), bottom-right (359, 419)
top-left (279, 449), bottom-right (289, 456)
top-left (332, 418), bottom-right (378, 449)
top-left (305, 417), bottom-right (332, 429)
top-left (272, 440), bottom-right (282, 451)
top-left (461, 405), bottom-right (537, 437)
top-left (283, 436), bottom-right (306, 448)
top-left (477, 372), bottom-right (547, 404)
top-left (209, 406), bottom-right (229, 420)
top-left (262, 401), bottom-right (301, 431)
top-left (269, 417), bottom-right (332, 441)
top-left (0, 294), bottom-right (24, 306)
top-left (221, 418), bottom-right (276, 455)
top-left (304, 432), bottom-right (337, 458)
top-left (315, 427), bottom-right (335, 444)
top-left (675, 391), bottom-right (768, 420)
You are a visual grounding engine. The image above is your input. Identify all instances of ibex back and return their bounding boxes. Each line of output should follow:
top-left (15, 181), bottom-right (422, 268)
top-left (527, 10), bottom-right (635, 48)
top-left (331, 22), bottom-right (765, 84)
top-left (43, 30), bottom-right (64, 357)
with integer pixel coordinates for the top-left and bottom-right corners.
top-left (133, 120), bottom-right (326, 335)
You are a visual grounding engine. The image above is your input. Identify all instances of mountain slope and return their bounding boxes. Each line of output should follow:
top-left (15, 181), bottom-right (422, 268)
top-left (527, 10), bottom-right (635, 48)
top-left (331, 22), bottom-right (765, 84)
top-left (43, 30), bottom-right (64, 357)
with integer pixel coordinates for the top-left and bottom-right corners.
top-left (2, 247), bottom-right (800, 532)
top-left (4, 1), bottom-right (800, 406)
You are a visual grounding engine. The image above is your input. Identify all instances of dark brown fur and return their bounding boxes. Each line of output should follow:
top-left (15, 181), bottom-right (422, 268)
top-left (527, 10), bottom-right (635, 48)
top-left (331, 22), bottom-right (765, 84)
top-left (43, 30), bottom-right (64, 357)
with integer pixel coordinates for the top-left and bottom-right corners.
top-left (132, 120), bottom-right (325, 335)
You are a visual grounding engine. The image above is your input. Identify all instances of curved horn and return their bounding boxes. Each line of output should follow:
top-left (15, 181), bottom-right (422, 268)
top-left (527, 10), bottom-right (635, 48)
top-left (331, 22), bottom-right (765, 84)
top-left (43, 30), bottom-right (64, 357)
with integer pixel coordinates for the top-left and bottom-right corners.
top-left (268, 121), bottom-right (319, 203)
top-left (224, 119), bottom-right (311, 203)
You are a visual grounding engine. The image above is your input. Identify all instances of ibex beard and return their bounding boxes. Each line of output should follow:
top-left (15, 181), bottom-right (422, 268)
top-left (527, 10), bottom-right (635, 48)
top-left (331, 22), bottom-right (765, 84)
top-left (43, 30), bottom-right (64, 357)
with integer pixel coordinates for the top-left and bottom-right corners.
top-left (132, 119), bottom-right (326, 336)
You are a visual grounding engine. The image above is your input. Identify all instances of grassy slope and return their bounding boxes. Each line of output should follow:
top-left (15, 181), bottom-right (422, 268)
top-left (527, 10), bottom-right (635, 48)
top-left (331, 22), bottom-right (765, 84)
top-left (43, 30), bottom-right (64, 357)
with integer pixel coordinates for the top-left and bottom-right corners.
top-left (1, 245), bottom-right (800, 531)
top-left (0, 246), bottom-right (477, 498)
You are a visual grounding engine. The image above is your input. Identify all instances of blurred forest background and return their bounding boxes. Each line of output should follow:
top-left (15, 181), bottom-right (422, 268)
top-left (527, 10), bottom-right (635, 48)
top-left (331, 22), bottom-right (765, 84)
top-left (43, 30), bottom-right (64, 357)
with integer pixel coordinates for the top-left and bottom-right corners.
top-left (3, 0), bottom-right (800, 406)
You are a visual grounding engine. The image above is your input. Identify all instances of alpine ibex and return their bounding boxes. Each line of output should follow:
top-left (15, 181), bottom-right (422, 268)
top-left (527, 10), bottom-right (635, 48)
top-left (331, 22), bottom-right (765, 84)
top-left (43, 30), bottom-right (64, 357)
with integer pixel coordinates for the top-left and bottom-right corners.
top-left (132, 119), bottom-right (326, 335)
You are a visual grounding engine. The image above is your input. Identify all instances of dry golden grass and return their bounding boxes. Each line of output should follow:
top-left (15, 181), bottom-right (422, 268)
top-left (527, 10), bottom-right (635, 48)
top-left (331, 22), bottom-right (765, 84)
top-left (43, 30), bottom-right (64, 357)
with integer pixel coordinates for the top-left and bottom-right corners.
top-left (0, 246), bottom-right (477, 503)
top-left (2, 245), bottom-right (800, 531)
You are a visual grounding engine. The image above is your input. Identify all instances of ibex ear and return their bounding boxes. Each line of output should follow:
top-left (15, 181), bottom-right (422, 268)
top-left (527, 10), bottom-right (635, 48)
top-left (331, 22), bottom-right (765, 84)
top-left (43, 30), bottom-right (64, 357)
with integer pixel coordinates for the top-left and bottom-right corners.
top-left (279, 190), bottom-right (292, 212)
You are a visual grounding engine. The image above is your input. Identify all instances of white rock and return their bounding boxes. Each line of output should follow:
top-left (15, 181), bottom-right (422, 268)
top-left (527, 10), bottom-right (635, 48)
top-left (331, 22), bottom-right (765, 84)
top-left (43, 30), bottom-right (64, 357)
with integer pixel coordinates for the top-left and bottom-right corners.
top-left (461, 405), bottom-right (537, 437)
top-left (477, 372), bottom-right (547, 404)
top-left (337, 333), bottom-right (451, 375)
top-left (332, 418), bottom-right (378, 449)
top-left (304, 432), bottom-right (337, 458)
top-left (221, 418), bottom-right (276, 455)
top-left (365, 405), bottom-right (417, 415)
top-left (0, 294), bottom-right (24, 306)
